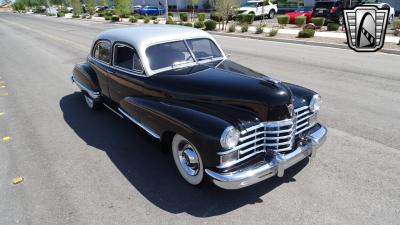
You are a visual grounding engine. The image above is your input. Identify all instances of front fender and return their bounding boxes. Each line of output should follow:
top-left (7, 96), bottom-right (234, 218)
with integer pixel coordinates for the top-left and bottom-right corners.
top-left (284, 83), bottom-right (317, 108)
top-left (119, 97), bottom-right (232, 167)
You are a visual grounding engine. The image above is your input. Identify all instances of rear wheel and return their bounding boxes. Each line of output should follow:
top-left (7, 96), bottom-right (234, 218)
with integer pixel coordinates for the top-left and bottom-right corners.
top-left (268, 10), bottom-right (275, 19)
top-left (389, 15), bottom-right (394, 24)
top-left (172, 134), bottom-right (204, 185)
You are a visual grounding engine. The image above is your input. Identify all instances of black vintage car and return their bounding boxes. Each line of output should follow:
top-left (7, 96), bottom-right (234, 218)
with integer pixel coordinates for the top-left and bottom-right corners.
top-left (71, 25), bottom-right (327, 189)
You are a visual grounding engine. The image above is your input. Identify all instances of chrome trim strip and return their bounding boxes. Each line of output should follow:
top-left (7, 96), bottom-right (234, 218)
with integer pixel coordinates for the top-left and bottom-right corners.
top-left (118, 108), bottom-right (160, 139)
top-left (71, 76), bottom-right (100, 99)
top-left (103, 103), bottom-right (124, 118)
top-left (206, 125), bottom-right (327, 189)
top-left (294, 106), bottom-right (309, 112)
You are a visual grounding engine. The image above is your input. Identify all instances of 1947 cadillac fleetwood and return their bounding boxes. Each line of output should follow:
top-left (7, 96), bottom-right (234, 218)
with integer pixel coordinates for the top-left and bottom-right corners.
top-left (71, 25), bottom-right (327, 189)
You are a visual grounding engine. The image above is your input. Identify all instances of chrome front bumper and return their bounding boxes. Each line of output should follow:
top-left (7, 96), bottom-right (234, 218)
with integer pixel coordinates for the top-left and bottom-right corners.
top-left (205, 125), bottom-right (327, 190)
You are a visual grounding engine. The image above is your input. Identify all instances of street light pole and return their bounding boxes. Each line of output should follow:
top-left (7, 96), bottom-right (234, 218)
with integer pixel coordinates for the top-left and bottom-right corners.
top-left (165, 0), bottom-right (168, 20)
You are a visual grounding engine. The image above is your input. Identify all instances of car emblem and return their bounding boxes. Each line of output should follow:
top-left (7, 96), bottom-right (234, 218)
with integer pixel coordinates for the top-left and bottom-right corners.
top-left (343, 5), bottom-right (389, 52)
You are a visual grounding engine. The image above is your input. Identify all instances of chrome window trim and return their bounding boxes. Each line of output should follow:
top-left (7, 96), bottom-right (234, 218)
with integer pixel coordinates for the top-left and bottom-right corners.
top-left (112, 42), bottom-right (146, 77)
top-left (91, 39), bottom-right (112, 64)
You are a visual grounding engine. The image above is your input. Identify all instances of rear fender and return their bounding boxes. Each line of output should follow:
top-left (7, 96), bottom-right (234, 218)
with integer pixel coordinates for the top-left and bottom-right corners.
top-left (72, 63), bottom-right (100, 99)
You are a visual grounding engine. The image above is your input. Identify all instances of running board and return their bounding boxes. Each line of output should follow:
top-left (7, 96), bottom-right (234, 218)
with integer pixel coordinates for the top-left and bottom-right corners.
top-left (103, 103), bottom-right (124, 118)
top-left (118, 108), bottom-right (161, 140)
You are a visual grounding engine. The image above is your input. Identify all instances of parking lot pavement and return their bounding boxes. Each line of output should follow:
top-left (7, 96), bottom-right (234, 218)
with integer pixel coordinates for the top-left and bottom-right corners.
top-left (0, 13), bottom-right (399, 225)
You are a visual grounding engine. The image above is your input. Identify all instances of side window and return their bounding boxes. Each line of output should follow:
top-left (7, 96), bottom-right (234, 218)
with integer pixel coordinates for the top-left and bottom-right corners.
top-left (113, 44), bottom-right (144, 73)
top-left (93, 41), bottom-right (111, 63)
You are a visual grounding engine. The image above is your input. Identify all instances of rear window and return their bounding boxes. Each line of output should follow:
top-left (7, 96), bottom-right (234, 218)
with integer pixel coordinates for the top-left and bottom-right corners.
top-left (93, 40), bottom-right (111, 63)
top-left (314, 2), bottom-right (335, 9)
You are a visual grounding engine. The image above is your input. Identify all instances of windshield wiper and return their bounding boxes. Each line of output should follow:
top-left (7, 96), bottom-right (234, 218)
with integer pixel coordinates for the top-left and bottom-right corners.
top-left (172, 61), bottom-right (193, 68)
top-left (196, 56), bottom-right (215, 61)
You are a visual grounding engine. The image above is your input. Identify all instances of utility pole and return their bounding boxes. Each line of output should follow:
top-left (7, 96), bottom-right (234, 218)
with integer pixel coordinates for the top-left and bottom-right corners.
top-left (165, 0), bottom-right (168, 20)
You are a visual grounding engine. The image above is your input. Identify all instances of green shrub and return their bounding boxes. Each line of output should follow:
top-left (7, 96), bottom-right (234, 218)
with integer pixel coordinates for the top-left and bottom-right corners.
top-left (277, 15), bottom-right (290, 26)
top-left (210, 12), bottom-right (223, 22)
top-left (312, 17), bottom-right (325, 27)
top-left (98, 12), bottom-right (105, 17)
top-left (237, 14), bottom-right (255, 25)
top-left (255, 24), bottom-right (263, 34)
top-left (198, 12), bottom-right (206, 22)
top-left (57, 12), bottom-right (65, 17)
top-left (179, 12), bottom-right (188, 22)
top-left (105, 11), bottom-right (112, 17)
top-left (129, 16), bottom-right (137, 23)
top-left (327, 23), bottom-right (340, 31)
top-left (81, 14), bottom-right (87, 19)
top-left (104, 15), bottom-right (111, 20)
top-left (393, 18), bottom-right (400, 30)
top-left (72, 14), bottom-right (80, 18)
top-left (298, 29), bottom-right (315, 38)
top-left (151, 16), bottom-right (157, 20)
top-left (166, 16), bottom-right (176, 24)
top-left (138, 15), bottom-right (145, 19)
top-left (241, 23), bottom-right (248, 32)
top-left (47, 13), bottom-right (56, 16)
top-left (204, 20), bottom-right (217, 30)
top-left (228, 24), bottom-right (236, 32)
top-left (269, 28), bottom-right (279, 37)
top-left (194, 21), bottom-right (205, 28)
top-left (153, 19), bottom-right (159, 24)
top-left (111, 15), bottom-right (119, 22)
top-left (168, 12), bottom-right (174, 17)
top-left (144, 17), bottom-right (150, 23)
top-left (183, 22), bottom-right (193, 27)
top-left (295, 16), bottom-right (307, 26)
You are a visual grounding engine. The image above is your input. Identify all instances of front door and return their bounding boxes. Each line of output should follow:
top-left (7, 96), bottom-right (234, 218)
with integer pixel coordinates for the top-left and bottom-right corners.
top-left (108, 43), bottom-right (146, 104)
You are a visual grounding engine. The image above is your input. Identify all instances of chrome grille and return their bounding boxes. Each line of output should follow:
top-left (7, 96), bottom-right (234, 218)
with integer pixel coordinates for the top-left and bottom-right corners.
top-left (237, 106), bottom-right (315, 161)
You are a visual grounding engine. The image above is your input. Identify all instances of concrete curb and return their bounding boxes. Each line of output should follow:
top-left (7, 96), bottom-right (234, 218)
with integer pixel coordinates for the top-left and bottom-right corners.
top-left (208, 31), bottom-right (400, 56)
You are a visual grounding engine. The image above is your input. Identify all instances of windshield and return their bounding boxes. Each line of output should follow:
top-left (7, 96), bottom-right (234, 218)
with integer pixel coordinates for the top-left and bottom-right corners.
top-left (295, 6), bottom-right (313, 12)
top-left (146, 38), bottom-right (223, 71)
top-left (242, 2), bottom-right (258, 7)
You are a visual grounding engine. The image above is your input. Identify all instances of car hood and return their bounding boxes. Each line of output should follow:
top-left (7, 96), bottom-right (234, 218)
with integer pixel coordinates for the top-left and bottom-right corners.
top-left (146, 60), bottom-right (294, 125)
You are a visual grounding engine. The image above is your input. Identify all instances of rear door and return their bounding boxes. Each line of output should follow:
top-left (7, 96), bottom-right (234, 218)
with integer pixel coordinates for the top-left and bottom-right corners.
top-left (88, 40), bottom-right (114, 98)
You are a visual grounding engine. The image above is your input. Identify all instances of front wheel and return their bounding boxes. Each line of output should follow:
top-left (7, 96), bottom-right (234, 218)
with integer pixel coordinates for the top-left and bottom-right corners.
top-left (172, 134), bottom-right (204, 185)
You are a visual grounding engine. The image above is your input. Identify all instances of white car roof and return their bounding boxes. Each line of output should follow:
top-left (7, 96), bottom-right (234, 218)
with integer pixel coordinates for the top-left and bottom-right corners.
top-left (94, 25), bottom-right (225, 76)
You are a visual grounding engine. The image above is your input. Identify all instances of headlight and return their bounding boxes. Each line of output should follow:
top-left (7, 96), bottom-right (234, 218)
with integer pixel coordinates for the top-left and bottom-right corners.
top-left (310, 94), bottom-right (322, 112)
top-left (220, 126), bottom-right (240, 149)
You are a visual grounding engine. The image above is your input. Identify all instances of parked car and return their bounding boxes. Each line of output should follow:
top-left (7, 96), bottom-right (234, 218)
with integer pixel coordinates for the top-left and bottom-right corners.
top-left (312, 0), bottom-right (344, 24)
top-left (71, 25), bottom-right (327, 189)
top-left (236, 0), bottom-right (278, 19)
top-left (139, 6), bottom-right (165, 16)
top-left (96, 6), bottom-right (108, 12)
top-left (133, 5), bottom-right (142, 14)
top-left (367, 3), bottom-right (395, 24)
top-left (286, 6), bottom-right (313, 24)
top-left (45, 7), bottom-right (57, 15)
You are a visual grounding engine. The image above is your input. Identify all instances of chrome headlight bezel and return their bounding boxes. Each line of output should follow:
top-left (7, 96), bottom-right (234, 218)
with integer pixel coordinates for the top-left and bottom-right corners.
top-left (220, 126), bottom-right (240, 149)
top-left (310, 94), bottom-right (322, 113)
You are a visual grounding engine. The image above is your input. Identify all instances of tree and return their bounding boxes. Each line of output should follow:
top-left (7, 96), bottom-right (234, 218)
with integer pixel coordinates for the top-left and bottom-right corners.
top-left (99, 0), bottom-right (108, 7)
top-left (214, 0), bottom-right (239, 30)
top-left (71, 0), bottom-right (80, 15)
top-left (188, 0), bottom-right (199, 21)
top-left (85, 0), bottom-right (95, 15)
top-left (114, 0), bottom-right (131, 20)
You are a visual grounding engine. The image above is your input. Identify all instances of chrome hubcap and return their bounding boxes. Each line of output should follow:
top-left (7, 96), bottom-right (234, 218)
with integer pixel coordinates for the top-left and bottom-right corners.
top-left (178, 144), bottom-right (199, 176)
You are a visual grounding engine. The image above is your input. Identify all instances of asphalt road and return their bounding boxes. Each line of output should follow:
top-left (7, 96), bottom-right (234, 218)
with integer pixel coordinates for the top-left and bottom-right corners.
top-left (0, 13), bottom-right (399, 225)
